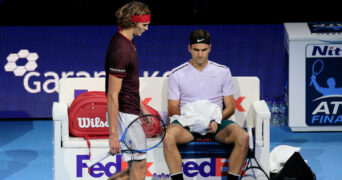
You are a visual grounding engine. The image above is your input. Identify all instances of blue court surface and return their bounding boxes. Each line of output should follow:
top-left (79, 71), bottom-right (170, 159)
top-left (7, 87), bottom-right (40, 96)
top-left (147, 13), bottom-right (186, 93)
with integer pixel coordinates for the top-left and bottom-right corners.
top-left (1, 120), bottom-right (342, 179)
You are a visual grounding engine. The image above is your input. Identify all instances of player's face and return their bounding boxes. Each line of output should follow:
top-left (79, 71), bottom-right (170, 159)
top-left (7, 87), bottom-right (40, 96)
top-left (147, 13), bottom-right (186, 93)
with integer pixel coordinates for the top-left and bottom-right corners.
top-left (188, 43), bottom-right (211, 66)
top-left (133, 22), bottom-right (150, 36)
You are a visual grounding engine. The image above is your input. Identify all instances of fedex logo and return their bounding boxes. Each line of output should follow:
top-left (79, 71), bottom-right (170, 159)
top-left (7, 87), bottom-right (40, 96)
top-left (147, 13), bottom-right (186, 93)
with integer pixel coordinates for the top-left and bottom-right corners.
top-left (77, 155), bottom-right (122, 178)
top-left (76, 155), bottom-right (153, 178)
top-left (182, 158), bottom-right (229, 177)
top-left (76, 155), bottom-right (230, 178)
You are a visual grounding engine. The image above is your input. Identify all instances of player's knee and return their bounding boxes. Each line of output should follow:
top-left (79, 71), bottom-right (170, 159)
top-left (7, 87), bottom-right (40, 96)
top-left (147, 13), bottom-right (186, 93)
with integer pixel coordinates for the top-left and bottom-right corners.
top-left (133, 161), bottom-right (147, 172)
top-left (236, 130), bottom-right (249, 151)
top-left (163, 131), bottom-right (177, 149)
top-left (241, 131), bottom-right (249, 150)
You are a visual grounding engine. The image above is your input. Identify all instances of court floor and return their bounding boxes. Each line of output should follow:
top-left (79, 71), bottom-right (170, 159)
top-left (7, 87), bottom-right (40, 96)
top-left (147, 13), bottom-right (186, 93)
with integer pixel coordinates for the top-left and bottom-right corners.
top-left (0, 120), bottom-right (342, 179)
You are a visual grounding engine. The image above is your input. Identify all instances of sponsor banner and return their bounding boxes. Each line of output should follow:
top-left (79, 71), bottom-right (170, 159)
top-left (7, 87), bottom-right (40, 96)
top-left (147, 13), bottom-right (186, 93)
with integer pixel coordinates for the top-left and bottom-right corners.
top-left (306, 44), bottom-right (342, 126)
top-left (0, 25), bottom-right (284, 118)
top-left (75, 154), bottom-right (230, 179)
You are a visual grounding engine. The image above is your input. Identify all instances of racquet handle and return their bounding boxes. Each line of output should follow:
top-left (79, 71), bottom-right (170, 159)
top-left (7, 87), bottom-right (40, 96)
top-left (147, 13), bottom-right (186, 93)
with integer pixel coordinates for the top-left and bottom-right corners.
top-left (86, 152), bottom-right (113, 167)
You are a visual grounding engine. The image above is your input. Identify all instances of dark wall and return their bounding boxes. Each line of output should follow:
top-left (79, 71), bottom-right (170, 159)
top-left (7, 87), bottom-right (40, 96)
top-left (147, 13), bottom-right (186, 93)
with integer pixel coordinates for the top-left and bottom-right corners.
top-left (0, 0), bottom-right (340, 26)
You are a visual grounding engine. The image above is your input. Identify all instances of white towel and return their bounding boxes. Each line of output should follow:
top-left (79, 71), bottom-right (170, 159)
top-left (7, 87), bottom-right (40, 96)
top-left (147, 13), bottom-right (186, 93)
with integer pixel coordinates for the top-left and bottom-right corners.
top-left (170, 100), bottom-right (222, 135)
top-left (269, 145), bottom-right (301, 173)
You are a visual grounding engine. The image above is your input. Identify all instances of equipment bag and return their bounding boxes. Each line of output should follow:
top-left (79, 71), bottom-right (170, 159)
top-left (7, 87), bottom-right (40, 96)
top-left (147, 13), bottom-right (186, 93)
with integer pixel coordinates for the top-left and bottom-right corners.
top-left (68, 91), bottom-right (109, 138)
top-left (68, 91), bottom-right (162, 159)
top-left (271, 152), bottom-right (316, 180)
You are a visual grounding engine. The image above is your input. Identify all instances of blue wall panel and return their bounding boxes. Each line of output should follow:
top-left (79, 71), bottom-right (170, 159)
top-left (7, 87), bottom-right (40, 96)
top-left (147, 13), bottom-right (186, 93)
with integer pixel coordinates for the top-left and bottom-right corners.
top-left (0, 25), bottom-right (285, 118)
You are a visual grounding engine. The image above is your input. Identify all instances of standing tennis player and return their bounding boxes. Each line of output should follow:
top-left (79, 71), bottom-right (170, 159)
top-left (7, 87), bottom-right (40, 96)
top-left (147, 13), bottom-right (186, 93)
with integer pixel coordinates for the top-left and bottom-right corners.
top-left (163, 29), bottom-right (249, 180)
top-left (105, 2), bottom-right (150, 180)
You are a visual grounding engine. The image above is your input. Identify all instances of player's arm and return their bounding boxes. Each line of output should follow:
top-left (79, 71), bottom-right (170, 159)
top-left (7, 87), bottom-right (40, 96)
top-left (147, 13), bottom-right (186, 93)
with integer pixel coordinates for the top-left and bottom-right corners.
top-left (167, 73), bottom-right (181, 117)
top-left (140, 100), bottom-right (149, 115)
top-left (222, 95), bottom-right (235, 120)
top-left (208, 96), bottom-right (234, 133)
top-left (311, 75), bottom-right (325, 93)
top-left (107, 75), bottom-right (123, 154)
top-left (168, 99), bottom-right (180, 117)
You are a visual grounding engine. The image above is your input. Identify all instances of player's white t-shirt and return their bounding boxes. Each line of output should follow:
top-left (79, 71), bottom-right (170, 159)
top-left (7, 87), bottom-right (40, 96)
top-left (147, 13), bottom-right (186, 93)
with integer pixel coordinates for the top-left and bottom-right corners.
top-left (168, 60), bottom-right (235, 110)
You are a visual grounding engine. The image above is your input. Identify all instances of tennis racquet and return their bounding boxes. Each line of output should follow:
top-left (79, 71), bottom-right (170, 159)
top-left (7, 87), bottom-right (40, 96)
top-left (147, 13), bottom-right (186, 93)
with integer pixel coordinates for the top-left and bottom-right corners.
top-left (240, 150), bottom-right (270, 180)
top-left (310, 59), bottom-right (324, 86)
top-left (86, 114), bottom-right (166, 167)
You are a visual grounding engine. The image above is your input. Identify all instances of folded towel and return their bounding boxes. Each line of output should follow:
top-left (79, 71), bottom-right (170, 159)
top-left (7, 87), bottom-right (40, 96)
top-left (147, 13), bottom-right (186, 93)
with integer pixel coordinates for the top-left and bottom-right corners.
top-left (170, 100), bottom-right (222, 135)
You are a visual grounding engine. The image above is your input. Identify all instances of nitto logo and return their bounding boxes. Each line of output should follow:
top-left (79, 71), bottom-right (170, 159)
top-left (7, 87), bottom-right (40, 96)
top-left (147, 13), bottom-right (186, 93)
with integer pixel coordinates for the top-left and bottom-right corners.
top-left (4, 49), bottom-right (38, 76)
top-left (312, 46), bottom-right (342, 56)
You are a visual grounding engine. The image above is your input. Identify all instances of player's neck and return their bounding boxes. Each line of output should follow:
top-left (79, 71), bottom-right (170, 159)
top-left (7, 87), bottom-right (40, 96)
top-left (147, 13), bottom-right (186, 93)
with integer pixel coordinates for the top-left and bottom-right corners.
top-left (190, 60), bottom-right (208, 71)
top-left (119, 29), bottom-right (134, 41)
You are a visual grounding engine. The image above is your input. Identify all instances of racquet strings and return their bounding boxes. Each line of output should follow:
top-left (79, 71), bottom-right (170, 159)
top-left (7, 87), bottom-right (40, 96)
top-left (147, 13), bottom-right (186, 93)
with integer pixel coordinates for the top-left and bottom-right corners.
top-left (312, 59), bottom-right (324, 75)
top-left (140, 115), bottom-right (164, 138)
top-left (122, 118), bottom-right (147, 151)
top-left (122, 115), bottom-right (165, 152)
top-left (140, 115), bottom-right (165, 149)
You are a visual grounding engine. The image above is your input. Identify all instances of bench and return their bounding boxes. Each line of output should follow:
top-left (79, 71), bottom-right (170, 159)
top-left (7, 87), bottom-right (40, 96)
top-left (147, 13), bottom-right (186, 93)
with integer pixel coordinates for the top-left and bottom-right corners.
top-left (52, 77), bottom-right (270, 180)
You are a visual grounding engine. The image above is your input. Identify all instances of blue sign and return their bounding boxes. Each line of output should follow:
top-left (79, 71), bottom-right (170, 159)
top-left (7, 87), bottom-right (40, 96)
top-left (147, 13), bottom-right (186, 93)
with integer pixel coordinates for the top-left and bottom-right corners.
top-left (0, 25), bottom-right (285, 118)
top-left (306, 44), bottom-right (342, 126)
top-left (308, 22), bottom-right (342, 33)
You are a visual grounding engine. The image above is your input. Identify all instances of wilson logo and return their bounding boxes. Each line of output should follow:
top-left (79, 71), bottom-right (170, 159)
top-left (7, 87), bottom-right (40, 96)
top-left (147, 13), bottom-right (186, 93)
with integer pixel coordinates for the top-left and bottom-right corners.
top-left (77, 117), bottom-right (109, 128)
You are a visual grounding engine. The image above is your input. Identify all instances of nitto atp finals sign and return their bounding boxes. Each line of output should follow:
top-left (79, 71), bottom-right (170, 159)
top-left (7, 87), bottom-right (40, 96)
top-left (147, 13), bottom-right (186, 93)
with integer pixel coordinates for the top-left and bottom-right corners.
top-left (306, 44), bottom-right (342, 126)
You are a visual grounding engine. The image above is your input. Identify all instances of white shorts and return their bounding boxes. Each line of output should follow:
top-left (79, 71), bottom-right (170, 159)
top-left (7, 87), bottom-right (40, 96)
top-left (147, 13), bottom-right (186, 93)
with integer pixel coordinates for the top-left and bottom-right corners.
top-left (108, 111), bottom-right (147, 162)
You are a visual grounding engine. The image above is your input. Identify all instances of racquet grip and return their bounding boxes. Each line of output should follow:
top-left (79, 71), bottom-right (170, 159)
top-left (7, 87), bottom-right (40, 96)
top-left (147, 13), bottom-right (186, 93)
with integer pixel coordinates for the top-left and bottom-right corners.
top-left (86, 152), bottom-right (112, 167)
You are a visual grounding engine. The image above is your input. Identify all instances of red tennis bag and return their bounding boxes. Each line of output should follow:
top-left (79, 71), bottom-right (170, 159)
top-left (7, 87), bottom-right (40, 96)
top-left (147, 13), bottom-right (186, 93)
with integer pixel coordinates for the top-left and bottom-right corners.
top-left (68, 91), bottom-right (162, 163)
top-left (68, 91), bottom-right (162, 139)
top-left (68, 91), bottom-right (109, 138)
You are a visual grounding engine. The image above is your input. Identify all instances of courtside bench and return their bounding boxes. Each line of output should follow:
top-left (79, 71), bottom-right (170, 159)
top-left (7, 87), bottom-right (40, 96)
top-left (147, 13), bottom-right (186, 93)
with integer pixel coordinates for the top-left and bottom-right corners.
top-left (52, 77), bottom-right (270, 180)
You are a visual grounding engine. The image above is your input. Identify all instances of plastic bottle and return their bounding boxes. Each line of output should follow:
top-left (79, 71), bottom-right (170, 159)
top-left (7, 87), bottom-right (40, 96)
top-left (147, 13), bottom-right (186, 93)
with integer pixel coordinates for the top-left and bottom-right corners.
top-left (284, 86), bottom-right (289, 126)
top-left (278, 97), bottom-right (286, 126)
top-left (270, 97), bottom-right (279, 126)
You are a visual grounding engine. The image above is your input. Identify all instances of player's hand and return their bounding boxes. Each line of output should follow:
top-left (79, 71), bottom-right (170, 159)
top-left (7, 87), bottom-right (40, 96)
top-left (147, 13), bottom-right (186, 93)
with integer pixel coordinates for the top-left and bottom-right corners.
top-left (207, 121), bottom-right (218, 133)
top-left (140, 112), bottom-right (153, 124)
top-left (109, 135), bottom-right (121, 154)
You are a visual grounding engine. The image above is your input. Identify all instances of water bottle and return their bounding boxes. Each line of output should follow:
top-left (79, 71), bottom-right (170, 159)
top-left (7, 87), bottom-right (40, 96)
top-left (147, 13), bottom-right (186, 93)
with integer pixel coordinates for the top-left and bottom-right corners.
top-left (265, 97), bottom-right (272, 111)
top-left (270, 97), bottom-right (280, 126)
top-left (284, 87), bottom-right (289, 125)
top-left (278, 97), bottom-right (286, 126)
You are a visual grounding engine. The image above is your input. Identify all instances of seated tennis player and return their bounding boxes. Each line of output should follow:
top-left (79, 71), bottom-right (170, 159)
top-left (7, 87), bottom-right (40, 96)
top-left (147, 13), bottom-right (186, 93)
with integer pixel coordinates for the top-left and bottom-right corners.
top-left (163, 29), bottom-right (249, 180)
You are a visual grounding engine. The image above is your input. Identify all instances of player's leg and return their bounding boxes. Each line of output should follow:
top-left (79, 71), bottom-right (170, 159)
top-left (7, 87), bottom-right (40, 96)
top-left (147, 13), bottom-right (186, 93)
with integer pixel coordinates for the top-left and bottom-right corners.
top-left (214, 123), bottom-right (249, 175)
top-left (129, 159), bottom-right (147, 180)
top-left (108, 168), bottom-right (129, 180)
top-left (163, 123), bottom-right (194, 175)
top-left (113, 112), bottom-right (147, 180)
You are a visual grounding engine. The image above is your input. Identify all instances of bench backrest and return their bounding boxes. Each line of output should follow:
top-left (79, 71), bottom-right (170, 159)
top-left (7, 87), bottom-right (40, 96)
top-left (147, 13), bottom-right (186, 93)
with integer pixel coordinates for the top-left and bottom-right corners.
top-left (58, 77), bottom-right (259, 126)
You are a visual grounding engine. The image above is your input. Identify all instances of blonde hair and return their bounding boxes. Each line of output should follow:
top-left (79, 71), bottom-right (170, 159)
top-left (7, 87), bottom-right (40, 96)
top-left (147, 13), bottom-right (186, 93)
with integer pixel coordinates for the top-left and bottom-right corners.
top-left (115, 1), bottom-right (150, 29)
